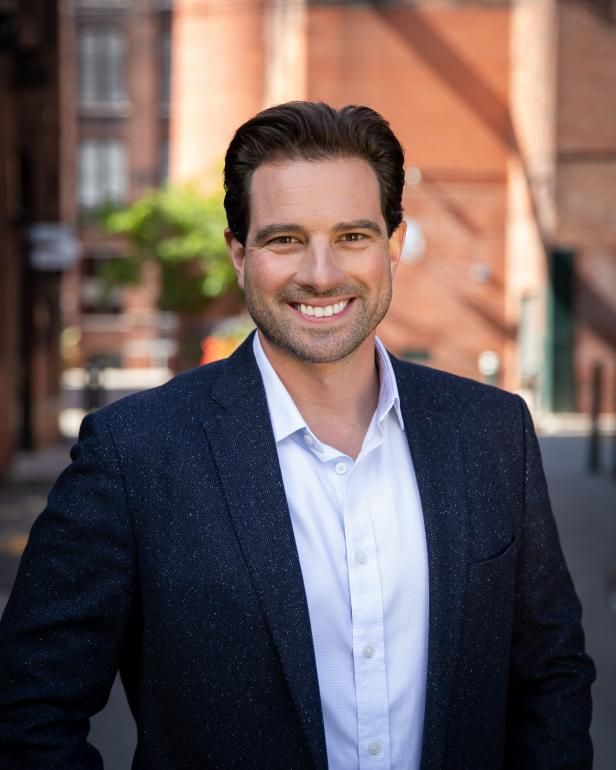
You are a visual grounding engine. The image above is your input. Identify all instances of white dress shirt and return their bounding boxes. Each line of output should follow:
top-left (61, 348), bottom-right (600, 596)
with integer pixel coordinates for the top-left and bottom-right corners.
top-left (253, 333), bottom-right (429, 770)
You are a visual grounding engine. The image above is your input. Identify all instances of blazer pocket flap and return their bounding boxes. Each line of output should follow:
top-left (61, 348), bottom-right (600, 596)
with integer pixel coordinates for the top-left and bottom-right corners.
top-left (468, 535), bottom-right (516, 575)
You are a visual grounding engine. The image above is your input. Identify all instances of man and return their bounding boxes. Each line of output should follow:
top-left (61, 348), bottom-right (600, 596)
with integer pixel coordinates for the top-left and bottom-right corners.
top-left (0, 102), bottom-right (594, 769)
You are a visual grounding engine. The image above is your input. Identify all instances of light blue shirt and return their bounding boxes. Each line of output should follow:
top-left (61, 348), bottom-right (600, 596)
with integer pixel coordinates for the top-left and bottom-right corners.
top-left (253, 333), bottom-right (429, 770)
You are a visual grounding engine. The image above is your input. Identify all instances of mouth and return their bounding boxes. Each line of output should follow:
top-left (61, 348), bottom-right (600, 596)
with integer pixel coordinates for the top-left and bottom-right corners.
top-left (291, 299), bottom-right (351, 319)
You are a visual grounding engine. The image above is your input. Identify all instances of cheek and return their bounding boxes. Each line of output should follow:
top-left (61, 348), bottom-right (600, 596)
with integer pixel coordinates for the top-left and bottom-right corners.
top-left (246, 259), bottom-right (293, 294)
top-left (352, 253), bottom-right (391, 284)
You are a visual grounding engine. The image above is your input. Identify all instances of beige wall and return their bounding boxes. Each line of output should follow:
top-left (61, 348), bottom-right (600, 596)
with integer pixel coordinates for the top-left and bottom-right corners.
top-left (557, 1), bottom-right (616, 412)
top-left (170, 0), bottom-right (267, 182)
top-left (503, 0), bottom-right (557, 397)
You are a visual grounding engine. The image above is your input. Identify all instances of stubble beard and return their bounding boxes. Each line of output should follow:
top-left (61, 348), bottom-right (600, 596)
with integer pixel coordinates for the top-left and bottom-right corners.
top-left (243, 280), bottom-right (393, 364)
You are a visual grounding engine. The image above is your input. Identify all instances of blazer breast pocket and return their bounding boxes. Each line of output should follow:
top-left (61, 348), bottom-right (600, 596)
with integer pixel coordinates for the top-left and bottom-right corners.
top-left (447, 537), bottom-right (518, 766)
top-left (466, 535), bottom-right (517, 607)
top-left (468, 534), bottom-right (517, 572)
top-left (461, 535), bottom-right (517, 672)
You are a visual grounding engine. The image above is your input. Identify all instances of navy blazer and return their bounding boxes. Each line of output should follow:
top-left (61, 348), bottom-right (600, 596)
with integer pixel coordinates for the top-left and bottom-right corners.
top-left (0, 335), bottom-right (594, 769)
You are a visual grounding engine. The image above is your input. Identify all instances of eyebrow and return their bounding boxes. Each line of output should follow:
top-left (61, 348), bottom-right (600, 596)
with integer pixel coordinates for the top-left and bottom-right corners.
top-left (332, 219), bottom-right (383, 236)
top-left (253, 223), bottom-right (304, 245)
top-left (252, 219), bottom-right (384, 245)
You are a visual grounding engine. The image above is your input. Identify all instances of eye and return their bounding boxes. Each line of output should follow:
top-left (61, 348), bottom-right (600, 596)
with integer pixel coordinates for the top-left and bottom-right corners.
top-left (340, 232), bottom-right (366, 242)
top-left (267, 235), bottom-right (300, 245)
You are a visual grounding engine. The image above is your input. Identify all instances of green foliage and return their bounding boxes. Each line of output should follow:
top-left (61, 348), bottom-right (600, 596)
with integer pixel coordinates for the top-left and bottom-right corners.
top-left (101, 185), bottom-right (239, 313)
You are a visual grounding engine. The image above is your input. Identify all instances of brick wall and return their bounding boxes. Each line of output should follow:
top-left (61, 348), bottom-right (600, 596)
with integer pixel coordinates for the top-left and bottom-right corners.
top-left (168, 0), bottom-right (616, 411)
top-left (0, 1), bottom-right (64, 473)
top-left (308, 3), bottom-right (511, 384)
top-left (71, 4), bottom-right (178, 370)
top-left (382, 177), bottom-right (508, 382)
top-left (0, 58), bottom-right (20, 474)
top-left (308, 5), bottom-right (511, 173)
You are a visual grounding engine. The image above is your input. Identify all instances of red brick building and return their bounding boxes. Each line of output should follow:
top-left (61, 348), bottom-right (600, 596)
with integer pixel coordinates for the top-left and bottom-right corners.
top-left (507, 0), bottom-right (616, 414)
top-left (61, 0), bottom-right (175, 371)
top-left (171, 0), bottom-right (616, 414)
top-left (0, 1), bottom-right (71, 476)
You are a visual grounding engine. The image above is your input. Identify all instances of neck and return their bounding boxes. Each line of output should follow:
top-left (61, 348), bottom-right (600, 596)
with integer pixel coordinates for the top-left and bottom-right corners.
top-left (259, 332), bottom-right (380, 459)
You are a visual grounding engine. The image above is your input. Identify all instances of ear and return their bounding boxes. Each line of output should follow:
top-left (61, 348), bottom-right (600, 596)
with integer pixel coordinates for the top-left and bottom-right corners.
top-left (225, 228), bottom-right (245, 290)
top-left (388, 220), bottom-right (407, 278)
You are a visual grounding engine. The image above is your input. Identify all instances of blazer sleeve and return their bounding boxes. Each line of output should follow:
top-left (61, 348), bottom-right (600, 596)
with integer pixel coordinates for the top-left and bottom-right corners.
top-left (505, 398), bottom-right (596, 769)
top-left (0, 410), bottom-right (136, 770)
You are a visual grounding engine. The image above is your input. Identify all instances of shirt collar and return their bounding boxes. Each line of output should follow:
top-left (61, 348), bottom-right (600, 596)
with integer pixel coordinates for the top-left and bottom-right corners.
top-left (253, 333), bottom-right (307, 443)
top-left (374, 336), bottom-right (404, 430)
top-left (253, 332), bottom-right (404, 446)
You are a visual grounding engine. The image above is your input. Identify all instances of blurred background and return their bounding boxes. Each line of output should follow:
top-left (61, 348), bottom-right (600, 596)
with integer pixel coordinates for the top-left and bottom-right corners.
top-left (0, 0), bottom-right (614, 767)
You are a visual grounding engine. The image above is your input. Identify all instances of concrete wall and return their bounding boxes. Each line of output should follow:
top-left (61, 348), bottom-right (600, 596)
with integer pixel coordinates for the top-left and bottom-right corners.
top-left (556, 0), bottom-right (616, 413)
top-left (504, 0), bottom-right (557, 400)
top-left (171, 0), bottom-right (267, 182)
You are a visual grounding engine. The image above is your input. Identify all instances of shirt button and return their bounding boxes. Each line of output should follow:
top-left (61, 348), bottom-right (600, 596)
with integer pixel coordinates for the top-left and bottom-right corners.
top-left (368, 741), bottom-right (382, 756)
top-left (334, 462), bottom-right (347, 475)
top-left (355, 549), bottom-right (367, 564)
top-left (363, 644), bottom-right (375, 659)
top-left (303, 433), bottom-right (315, 447)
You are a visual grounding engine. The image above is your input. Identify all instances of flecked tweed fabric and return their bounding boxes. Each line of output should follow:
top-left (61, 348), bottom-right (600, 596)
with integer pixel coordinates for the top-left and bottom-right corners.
top-left (0, 333), bottom-right (595, 769)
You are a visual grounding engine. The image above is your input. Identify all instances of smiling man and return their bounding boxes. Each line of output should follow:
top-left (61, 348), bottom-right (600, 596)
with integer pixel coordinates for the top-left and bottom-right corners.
top-left (0, 102), bottom-right (594, 770)
top-left (226, 153), bottom-right (405, 459)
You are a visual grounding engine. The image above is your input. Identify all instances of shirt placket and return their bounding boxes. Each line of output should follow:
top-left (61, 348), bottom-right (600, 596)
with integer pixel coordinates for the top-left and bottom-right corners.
top-left (336, 455), bottom-right (390, 769)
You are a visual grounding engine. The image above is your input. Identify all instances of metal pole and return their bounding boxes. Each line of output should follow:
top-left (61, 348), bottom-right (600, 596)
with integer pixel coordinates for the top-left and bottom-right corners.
top-left (84, 364), bottom-right (103, 412)
top-left (612, 360), bottom-right (616, 479)
top-left (588, 362), bottom-right (602, 474)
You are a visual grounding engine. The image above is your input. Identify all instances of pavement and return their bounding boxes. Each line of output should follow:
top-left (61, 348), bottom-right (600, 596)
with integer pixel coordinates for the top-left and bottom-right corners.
top-left (1, 428), bottom-right (615, 769)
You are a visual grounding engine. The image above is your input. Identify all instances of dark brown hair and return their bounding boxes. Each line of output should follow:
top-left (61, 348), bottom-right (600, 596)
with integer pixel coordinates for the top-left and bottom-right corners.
top-left (223, 101), bottom-right (405, 244)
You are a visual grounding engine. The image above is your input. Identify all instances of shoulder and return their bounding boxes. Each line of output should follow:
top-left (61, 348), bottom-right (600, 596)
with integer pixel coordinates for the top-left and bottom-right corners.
top-left (72, 358), bottom-right (243, 479)
top-left (391, 355), bottom-right (521, 408)
top-left (389, 355), bottom-right (528, 437)
top-left (89, 333), bottom-right (260, 431)
top-left (90, 359), bottom-right (226, 428)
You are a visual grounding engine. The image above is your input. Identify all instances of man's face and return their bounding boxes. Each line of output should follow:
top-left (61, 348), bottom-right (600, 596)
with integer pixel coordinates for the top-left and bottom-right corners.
top-left (226, 156), bottom-right (405, 365)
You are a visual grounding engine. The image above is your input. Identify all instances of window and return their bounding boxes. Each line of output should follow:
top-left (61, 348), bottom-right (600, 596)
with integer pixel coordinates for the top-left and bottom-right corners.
top-left (518, 295), bottom-right (539, 387)
top-left (160, 25), bottom-right (171, 107)
top-left (78, 140), bottom-right (127, 209)
top-left (77, 1), bottom-right (131, 9)
top-left (79, 27), bottom-right (126, 107)
top-left (159, 138), bottom-right (169, 185)
top-left (81, 253), bottom-right (123, 315)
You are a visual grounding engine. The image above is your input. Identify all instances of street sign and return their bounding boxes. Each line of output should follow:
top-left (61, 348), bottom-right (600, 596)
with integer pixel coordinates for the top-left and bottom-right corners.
top-left (29, 223), bottom-right (80, 272)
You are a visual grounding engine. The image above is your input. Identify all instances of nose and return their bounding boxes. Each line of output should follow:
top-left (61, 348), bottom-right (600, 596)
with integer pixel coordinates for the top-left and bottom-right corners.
top-left (295, 238), bottom-right (346, 292)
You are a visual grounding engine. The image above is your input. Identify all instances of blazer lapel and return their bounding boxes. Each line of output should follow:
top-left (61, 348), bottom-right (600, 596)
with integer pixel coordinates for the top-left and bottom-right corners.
top-left (392, 358), bottom-right (471, 770)
top-left (201, 336), bottom-right (328, 770)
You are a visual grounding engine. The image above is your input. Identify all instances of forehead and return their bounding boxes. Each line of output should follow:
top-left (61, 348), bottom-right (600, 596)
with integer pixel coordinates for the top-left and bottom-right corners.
top-left (247, 156), bottom-right (383, 231)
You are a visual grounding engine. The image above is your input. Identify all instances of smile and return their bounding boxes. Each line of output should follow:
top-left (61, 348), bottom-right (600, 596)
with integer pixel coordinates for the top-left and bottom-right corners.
top-left (293, 300), bottom-right (350, 318)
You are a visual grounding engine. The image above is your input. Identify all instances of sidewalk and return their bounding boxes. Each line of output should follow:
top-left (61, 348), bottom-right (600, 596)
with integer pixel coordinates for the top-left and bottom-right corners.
top-left (539, 435), bottom-right (616, 770)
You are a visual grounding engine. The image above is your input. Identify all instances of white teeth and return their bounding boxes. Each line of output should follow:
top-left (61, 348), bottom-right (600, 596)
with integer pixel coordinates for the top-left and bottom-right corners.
top-left (296, 300), bottom-right (349, 318)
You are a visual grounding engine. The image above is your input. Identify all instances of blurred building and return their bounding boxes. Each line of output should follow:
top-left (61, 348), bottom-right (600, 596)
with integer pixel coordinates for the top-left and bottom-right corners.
top-left (171, 0), bottom-right (616, 413)
top-left (61, 0), bottom-right (175, 371)
top-left (0, 1), bottom-right (75, 476)
top-left (507, 0), bottom-right (616, 414)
